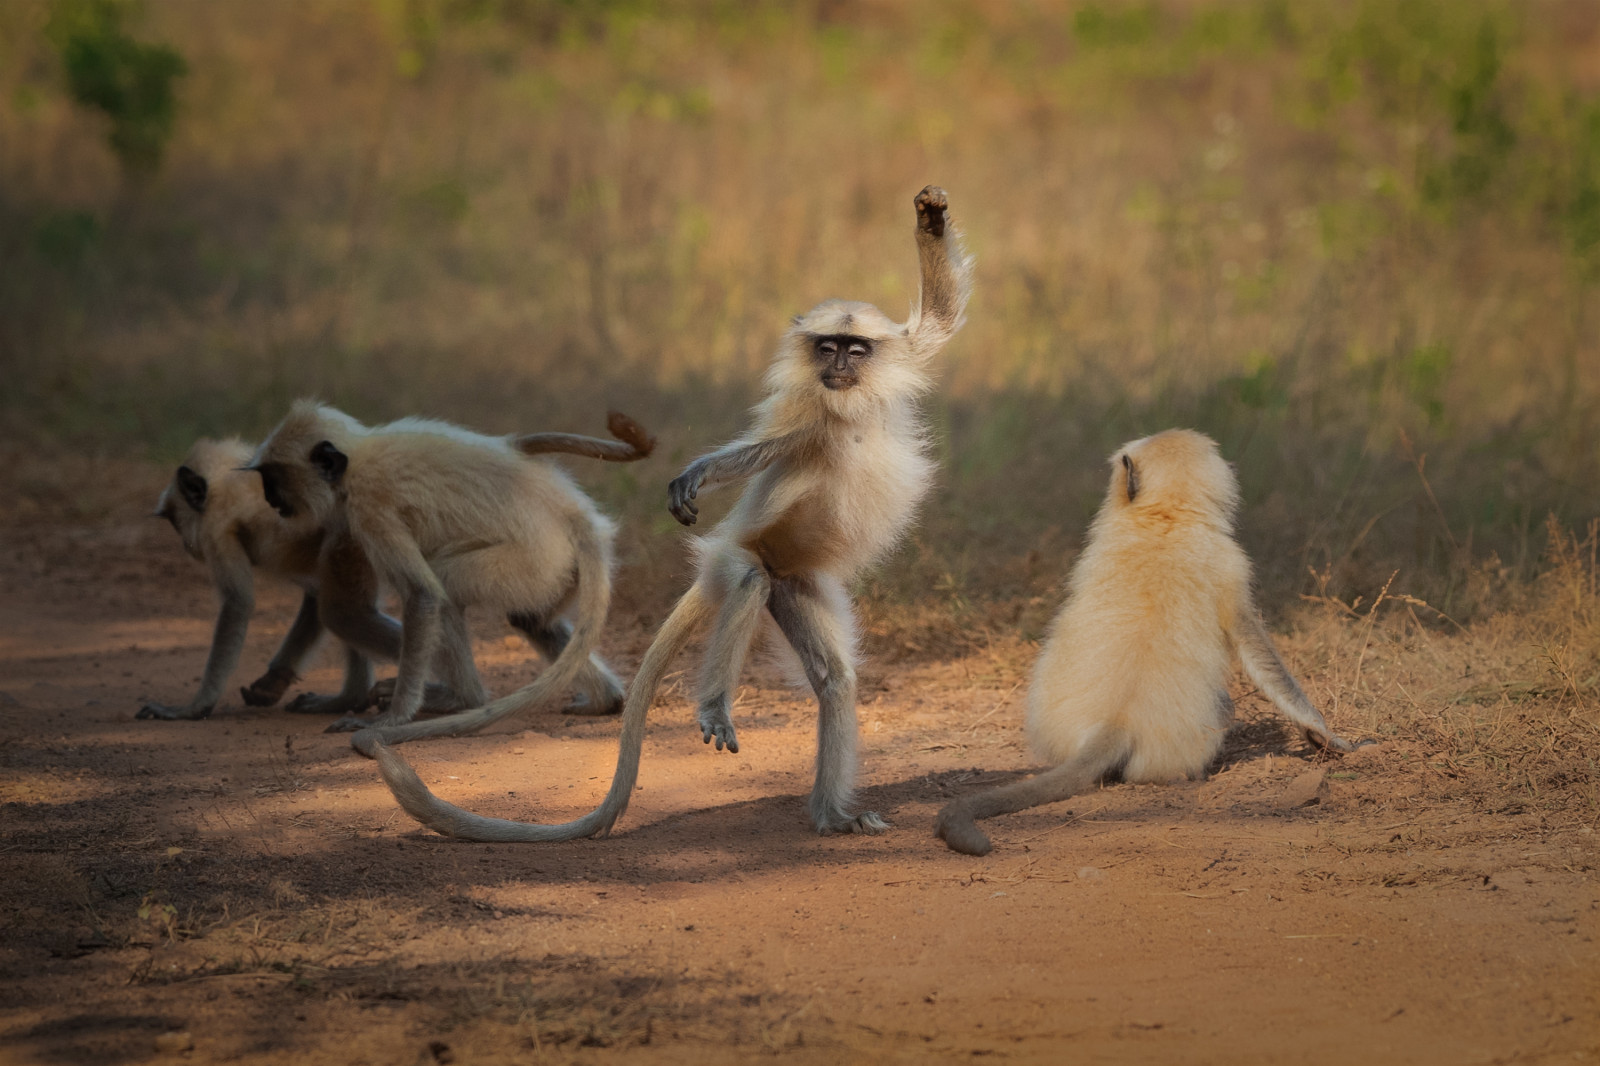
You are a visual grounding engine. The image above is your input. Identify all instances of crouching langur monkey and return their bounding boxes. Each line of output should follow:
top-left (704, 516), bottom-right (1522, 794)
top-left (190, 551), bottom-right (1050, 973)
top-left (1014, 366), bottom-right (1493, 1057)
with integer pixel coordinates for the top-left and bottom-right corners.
top-left (247, 407), bottom-right (654, 736)
top-left (138, 437), bottom-right (381, 720)
top-left (935, 429), bottom-right (1360, 856)
top-left (362, 184), bottom-right (975, 841)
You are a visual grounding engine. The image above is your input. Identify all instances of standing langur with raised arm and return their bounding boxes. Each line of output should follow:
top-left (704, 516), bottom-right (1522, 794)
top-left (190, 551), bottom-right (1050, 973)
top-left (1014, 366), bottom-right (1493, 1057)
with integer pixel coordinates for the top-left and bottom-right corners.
top-left (936, 430), bottom-right (1359, 856)
top-left (137, 437), bottom-right (381, 720)
top-left (364, 185), bottom-right (975, 841)
top-left (249, 407), bottom-right (655, 737)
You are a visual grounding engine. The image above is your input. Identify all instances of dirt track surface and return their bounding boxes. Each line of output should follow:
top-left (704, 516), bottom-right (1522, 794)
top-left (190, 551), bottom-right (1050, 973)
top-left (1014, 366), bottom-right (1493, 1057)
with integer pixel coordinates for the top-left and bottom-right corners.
top-left (1, 520), bottom-right (1596, 1065)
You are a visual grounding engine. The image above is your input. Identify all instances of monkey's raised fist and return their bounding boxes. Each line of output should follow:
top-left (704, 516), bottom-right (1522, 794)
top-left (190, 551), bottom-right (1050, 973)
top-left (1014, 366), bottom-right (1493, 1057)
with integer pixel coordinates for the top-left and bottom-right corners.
top-left (915, 185), bottom-right (949, 238)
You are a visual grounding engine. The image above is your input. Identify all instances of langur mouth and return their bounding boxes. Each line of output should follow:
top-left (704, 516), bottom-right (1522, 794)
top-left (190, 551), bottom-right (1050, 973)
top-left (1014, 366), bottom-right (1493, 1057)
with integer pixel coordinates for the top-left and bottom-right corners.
top-left (822, 373), bottom-right (859, 390)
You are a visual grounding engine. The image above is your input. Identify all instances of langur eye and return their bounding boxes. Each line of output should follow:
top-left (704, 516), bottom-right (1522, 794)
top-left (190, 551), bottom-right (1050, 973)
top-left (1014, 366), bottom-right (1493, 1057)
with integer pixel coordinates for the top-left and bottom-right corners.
top-left (818, 340), bottom-right (839, 357)
top-left (847, 342), bottom-right (869, 357)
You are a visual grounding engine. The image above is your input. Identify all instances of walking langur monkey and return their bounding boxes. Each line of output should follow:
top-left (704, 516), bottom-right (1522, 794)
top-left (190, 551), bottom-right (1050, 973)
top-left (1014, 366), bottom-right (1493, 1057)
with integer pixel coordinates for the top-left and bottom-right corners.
top-left (935, 429), bottom-right (1359, 856)
top-left (250, 406), bottom-right (652, 738)
top-left (359, 184), bottom-right (975, 841)
top-left (138, 437), bottom-right (381, 720)
top-left (140, 413), bottom-right (654, 722)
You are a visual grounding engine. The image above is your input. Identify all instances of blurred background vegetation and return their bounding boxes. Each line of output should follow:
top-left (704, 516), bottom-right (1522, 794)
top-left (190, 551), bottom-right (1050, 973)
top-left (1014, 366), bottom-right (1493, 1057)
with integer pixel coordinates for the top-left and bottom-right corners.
top-left (2, 0), bottom-right (1597, 647)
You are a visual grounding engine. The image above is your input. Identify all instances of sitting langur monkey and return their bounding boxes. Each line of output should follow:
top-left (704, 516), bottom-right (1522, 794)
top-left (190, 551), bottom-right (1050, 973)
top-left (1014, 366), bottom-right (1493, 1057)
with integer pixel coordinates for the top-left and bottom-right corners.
top-left (140, 414), bottom-right (654, 722)
top-left (359, 185), bottom-right (974, 841)
top-left (935, 429), bottom-right (1359, 856)
top-left (242, 408), bottom-right (653, 734)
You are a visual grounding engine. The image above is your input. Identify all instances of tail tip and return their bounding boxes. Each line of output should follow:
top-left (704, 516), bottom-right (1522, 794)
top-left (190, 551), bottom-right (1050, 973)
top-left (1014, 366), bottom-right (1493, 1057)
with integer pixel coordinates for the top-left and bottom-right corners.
top-left (606, 410), bottom-right (656, 458)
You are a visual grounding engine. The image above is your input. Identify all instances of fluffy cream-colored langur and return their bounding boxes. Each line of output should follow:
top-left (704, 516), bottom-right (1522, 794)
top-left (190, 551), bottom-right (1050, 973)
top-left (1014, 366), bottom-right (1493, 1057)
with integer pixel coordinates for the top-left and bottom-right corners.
top-left (364, 185), bottom-right (975, 841)
top-left (248, 407), bottom-right (653, 738)
top-left (138, 437), bottom-right (383, 720)
top-left (936, 429), bottom-right (1359, 856)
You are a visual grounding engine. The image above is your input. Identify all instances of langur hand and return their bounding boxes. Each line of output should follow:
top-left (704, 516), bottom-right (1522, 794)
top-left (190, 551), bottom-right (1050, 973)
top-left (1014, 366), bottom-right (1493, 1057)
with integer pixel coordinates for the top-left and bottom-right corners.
top-left (1303, 725), bottom-right (1360, 754)
top-left (240, 664), bottom-right (297, 707)
top-left (914, 185), bottom-right (949, 238)
top-left (668, 465), bottom-right (705, 526)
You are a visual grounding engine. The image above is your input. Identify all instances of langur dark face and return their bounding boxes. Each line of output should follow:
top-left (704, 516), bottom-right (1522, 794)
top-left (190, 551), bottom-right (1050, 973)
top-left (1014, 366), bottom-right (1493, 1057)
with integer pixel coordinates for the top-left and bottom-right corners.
top-left (252, 462), bottom-right (296, 518)
top-left (813, 334), bottom-right (873, 390)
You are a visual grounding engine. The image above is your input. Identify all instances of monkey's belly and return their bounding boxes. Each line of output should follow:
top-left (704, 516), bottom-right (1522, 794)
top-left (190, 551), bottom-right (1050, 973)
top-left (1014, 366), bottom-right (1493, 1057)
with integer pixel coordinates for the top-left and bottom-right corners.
top-left (745, 500), bottom-right (842, 579)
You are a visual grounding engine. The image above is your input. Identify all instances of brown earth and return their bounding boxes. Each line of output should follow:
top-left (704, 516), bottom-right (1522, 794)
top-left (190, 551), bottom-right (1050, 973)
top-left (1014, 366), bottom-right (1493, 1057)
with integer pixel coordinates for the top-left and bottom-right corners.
top-left (1, 517), bottom-right (1596, 1065)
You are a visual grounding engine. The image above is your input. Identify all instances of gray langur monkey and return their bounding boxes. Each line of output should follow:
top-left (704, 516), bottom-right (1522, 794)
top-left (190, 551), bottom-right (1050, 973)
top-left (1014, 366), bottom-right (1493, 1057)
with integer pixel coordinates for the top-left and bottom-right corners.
top-left (138, 437), bottom-right (381, 720)
top-left (936, 429), bottom-right (1360, 856)
top-left (361, 185), bottom-right (975, 842)
top-left (248, 407), bottom-right (654, 737)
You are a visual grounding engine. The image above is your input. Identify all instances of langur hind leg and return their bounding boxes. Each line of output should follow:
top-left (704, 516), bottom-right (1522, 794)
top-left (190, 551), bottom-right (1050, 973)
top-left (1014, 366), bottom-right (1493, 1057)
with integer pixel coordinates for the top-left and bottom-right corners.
top-left (285, 645), bottom-right (377, 714)
top-left (508, 614), bottom-right (624, 716)
top-left (327, 588), bottom-right (442, 732)
top-left (768, 576), bottom-right (883, 835)
top-left (695, 557), bottom-right (770, 754)
top-left (431, 601), bottom-right (488, 708)
top-left (241, 592), bottom-right (323, 707)
top-left (332, 601), bottom-right (482, 725)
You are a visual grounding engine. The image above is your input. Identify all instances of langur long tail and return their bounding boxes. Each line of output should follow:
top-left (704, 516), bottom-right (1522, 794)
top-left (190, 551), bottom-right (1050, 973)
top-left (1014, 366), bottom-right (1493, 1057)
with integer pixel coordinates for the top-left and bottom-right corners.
top-left (511, 411), bottom-right (655, 463)
top-left (350, 518), bottom-right (614, 750)
top-left (934, 729), bottom-right (1129, 857)
top-left (360, 584), bottom-right (714, 843)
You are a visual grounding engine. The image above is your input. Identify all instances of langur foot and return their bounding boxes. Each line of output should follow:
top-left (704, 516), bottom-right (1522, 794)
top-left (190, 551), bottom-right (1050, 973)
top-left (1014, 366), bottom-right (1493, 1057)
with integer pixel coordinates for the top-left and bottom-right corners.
top-left (815, 809), bottom-right (890, 836)
top-left (368, 679), bottom-right (468, 714)
top-left (914, 185), bottom-right (948, 238)
top-left (285, 691), bottom-right (367, 715)
top-left (697, 697), bottom-right (740, 753)
top-left (136, 701), bottom-right (213, 721)
top-left (564, 691), bottom-right (623, 717)
top-left (240, 666), bottom-right (296, 707)
top-left (934, 806), bottom-right (993, 856)
top-left (326, 710), bottom-right (418, 733)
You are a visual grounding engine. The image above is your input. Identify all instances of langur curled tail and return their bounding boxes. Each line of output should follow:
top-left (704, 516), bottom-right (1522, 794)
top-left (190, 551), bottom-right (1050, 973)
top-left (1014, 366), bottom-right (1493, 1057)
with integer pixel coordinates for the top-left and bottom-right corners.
top-left (350, 518), bottom-right (615, 751)
top-left (934, 729), bottom-right (1130, 857)
top-left (361, 584), bottom-right (714, 842)
top-left (512, 411), bottom-right (656, 462)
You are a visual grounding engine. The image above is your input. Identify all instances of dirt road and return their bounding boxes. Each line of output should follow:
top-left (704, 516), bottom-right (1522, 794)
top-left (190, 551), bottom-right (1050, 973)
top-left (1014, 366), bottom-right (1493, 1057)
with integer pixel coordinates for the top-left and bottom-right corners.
top-left (1, 519), bottom-right (1595, 1064)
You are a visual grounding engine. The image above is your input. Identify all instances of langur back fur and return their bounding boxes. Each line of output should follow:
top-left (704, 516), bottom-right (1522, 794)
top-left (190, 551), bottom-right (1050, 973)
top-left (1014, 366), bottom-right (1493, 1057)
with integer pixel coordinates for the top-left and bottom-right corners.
top-left (250, 407), bottom-right (653, 740)
top-left (936, 429), bottom-right (1357, 856)
top-left (367, 185), bottom-right (974, 842)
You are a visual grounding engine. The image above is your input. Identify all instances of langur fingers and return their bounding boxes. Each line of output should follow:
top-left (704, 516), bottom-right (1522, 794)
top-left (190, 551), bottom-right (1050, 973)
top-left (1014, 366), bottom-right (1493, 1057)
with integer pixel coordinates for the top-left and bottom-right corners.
top-left (699, 715), bottom-right (739, 753)
top-left (824, 811), bottom-right (889, 836)
top-left (668, 474), bottom-right (700, 525)
top-left (914, 185), bottom-right (949, 238)
top-left (1304, 725), bottom-right (1358, 754)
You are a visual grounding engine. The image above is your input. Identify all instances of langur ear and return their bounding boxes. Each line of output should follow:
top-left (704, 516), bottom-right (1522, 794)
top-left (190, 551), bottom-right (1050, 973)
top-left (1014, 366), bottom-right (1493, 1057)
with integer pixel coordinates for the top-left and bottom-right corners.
top-left (1121, 454), bottom-right (1139, 502)
top-left (175, 466), bottom-right (208, 512)
top-left (309, 441), bottom-right (348, 484)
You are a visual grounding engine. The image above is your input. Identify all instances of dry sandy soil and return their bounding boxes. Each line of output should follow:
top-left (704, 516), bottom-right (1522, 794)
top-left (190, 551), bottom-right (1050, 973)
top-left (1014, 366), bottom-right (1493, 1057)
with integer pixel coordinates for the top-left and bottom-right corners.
top-left (1, 516), bottom-right (1595, 1065)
